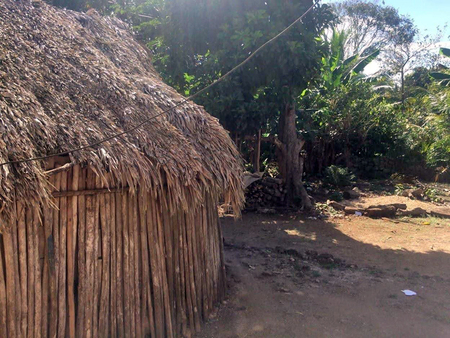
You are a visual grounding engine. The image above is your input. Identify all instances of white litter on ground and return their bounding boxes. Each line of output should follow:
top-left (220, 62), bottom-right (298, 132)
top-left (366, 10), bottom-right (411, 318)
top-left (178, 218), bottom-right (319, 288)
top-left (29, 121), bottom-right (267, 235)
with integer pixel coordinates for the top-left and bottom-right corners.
top-left (401, 290), bottom-right (417, 296)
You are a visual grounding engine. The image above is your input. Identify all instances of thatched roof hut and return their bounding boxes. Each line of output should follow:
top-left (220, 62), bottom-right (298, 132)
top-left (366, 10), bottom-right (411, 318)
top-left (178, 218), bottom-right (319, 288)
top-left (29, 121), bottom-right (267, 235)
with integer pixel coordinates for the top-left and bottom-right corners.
top-left (0, 1), bottom-right (243, 337)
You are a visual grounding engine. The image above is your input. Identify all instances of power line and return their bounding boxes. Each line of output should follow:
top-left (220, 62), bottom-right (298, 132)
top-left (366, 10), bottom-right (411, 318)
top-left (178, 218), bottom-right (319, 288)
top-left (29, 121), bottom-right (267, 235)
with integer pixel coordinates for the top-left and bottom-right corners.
top-left (0, 0), bottom-right (319, 168)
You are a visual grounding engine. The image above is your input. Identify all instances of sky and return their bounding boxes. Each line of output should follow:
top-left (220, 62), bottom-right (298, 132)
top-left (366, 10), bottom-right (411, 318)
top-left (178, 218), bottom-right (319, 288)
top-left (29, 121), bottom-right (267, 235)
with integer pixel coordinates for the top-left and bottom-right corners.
top-left (383, 0), bottom-right (449, 37)
top-left (322, 0), bottom-right (450, 74)
top-left (323, 0), bottom-right (450, 39)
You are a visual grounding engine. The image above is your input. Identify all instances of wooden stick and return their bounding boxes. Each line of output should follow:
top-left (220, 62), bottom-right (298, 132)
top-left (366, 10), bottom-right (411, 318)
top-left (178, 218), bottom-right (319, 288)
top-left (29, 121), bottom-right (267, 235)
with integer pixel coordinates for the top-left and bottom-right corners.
top-left (155, 198), bottom-right (174, 338)
top-left (98, 192), bottom-right (111, 338)
top-left (67, 170), bottom-right (74, 338)
top-left (41, 203), bottom-right (51, 338)
top-left (115, 193), bottom-right (125, 338)
top-left (196, 206), bottom-right (207, 319)
top-left (42, 157), bottom-right (55, 338)
top-left (17, 202), bottom-right (28, 337)
top-left (191, 208), bottom-right (204, 323)
top-left (128, 193), bottom-right (137, 337)
top-left (57, 170), bottom-right (68, 338)
top-left (32, 205), bottom-right (43, 338)
top-left (84, 168), bottom-right (95, 338)
top-left (25, 207), bottom-right (36, 337)
top-left (0, 227), bottom-right (8, 338)
top-left (147, 194), bottom-right (164, 338)
top-left (49, 168), bottom-right (61, 338)
top-left (76, 167), bottom-right (87, 336)
top-left (204, 201), bottom-right (213, 315)
top-left (215, 196), bottom-right (227, 300)
top-left (186, 211), bottom-right (201, 332)
top-left (68, 166), bottom-right (79, 338)
top-left (92, 175), bottom-right (101, 338)
top-left (176, 209), bottom-right (188, 336)
top-left (209, 197), bottom-right (220, 304)
top-left (161, 197), bottom-right (175, 322)
top-left (11, 205), bottom-right (21, 338)
top-left (44, 162), bottom-right (75, 176)
top-left (37, 207), bottom-right (46, 338)
top-left (4, 225), bottom-right (17, 337)
top-left (122, 192), bottom-right (132, 337)
top-left (180, 210), bottom-right (195, 335)
top-left (52, 187), bottom-right (128, 198)
top-left (138, 192), bottom-right (156, 338)
top-left (109, 192), bottom-right (117, 338)
top-left (131, 193), bottom-right (142, 338)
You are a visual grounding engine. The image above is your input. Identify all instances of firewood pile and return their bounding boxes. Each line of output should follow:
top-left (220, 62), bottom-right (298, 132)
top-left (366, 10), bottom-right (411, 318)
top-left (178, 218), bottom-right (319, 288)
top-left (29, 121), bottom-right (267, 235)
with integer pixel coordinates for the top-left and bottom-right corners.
top-left (245, 177), bottom-right (287, 210)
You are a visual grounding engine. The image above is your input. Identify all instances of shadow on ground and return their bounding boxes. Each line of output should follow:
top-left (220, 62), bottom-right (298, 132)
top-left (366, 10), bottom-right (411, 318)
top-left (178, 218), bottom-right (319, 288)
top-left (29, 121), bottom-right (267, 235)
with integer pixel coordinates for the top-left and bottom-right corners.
top-left (197, 213), bottom-right (450, 338)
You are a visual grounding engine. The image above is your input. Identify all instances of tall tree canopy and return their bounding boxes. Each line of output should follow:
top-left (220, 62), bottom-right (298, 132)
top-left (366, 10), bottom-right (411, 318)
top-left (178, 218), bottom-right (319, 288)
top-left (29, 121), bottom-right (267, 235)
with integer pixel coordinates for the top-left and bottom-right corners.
top-left (42, 0), bottom-right (450, 202)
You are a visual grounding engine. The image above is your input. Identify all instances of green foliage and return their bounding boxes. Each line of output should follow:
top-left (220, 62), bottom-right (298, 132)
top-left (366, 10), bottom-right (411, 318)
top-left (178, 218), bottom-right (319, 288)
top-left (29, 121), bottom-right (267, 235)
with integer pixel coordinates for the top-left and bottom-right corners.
top-left (333, 0), bottom-right (416, 55)
top-left (323, 165), bottom-right (356, 188)
top-left (44, 0), bottom-right (110, 12)
top-left (430, 48), bottom-right (450, 86)
top-left (394, 184), bottom-right (405, 196)
top-left (426, 136), bottom-right (450, 168)
top-left (43, 0), bottom-right (450, 183)
top-left (263, 161), bottom-right (280, 178)
top-left (112, 0), bottom-right (334, 141)
top-left (424, 187), bottom-right (439, 202)
top-left (316, 29), bottom-right (380, 93)
top-left (329, 191), bottom-right (344, 202)
top-left (300, 28), bottom-right (388, 170)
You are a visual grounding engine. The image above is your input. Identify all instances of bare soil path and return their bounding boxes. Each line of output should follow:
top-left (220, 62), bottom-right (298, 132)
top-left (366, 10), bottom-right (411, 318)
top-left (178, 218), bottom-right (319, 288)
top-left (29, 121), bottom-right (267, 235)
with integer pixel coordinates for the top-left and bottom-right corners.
top-left (197, 212), bottom-right (450, 338)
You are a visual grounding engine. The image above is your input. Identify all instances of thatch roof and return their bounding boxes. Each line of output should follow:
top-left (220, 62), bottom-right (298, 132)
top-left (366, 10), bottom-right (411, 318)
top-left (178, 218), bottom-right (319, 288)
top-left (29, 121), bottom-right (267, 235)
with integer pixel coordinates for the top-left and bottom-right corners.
top-left (0, 0), bottom-right (243, 216)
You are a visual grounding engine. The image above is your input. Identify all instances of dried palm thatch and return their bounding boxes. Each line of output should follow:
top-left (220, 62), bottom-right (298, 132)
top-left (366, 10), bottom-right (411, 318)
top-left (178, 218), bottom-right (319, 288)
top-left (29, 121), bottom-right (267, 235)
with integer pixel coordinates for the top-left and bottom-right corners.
top-left (0, 0), bottom-right (244, 217)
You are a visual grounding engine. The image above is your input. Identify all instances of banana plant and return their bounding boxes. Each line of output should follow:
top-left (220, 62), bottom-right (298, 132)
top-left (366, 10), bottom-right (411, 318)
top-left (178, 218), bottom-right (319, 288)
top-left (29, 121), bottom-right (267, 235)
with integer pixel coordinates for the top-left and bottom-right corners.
top-left (430, 48), bottom-right (450, 86)
top-left (319, 29), bottom-right (380, 93)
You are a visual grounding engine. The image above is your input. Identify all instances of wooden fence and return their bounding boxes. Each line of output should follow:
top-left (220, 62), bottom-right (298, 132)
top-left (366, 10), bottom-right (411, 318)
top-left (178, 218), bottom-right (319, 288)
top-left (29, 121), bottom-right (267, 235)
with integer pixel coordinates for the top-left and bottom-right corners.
top-left (0, 165), bottom-right (226, 337)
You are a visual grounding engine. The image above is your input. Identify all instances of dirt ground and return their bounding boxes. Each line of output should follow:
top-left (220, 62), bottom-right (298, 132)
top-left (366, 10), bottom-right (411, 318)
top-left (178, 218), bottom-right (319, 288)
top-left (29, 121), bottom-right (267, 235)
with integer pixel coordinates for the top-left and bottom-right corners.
top-left (197, 203), bottom-right (450, 337)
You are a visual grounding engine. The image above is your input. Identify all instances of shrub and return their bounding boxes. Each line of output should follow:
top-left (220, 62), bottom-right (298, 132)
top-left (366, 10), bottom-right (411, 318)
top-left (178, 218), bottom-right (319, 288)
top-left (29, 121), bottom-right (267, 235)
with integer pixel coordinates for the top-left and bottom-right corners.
top-left (394, 183), bottom-right (405, 196)
top-left (329, 191), bottom-right (344, 202)
top-left (323, 165), bottom-right (356, 188)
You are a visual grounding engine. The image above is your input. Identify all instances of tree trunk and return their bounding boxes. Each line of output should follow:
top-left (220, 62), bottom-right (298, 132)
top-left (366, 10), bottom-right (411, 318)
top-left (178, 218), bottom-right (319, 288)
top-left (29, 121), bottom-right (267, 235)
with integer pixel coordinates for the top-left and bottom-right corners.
top-left (253, 129), bottom-right (261, 173)
top-left (401, 67), bottom-right (405, 112)
top-left (278, 103), bottom-right (312, 210)
top-left (344, 134), bottom-right (352, 168)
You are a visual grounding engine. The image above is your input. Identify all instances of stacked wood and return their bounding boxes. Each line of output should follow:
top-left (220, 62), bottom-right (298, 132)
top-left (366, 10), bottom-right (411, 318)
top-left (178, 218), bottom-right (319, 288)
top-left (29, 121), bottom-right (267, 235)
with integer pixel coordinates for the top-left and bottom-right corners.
top-left (335, 203), bottom-right (450, 219)
top-left (0, 165), bottom-right (226, 337)
top-left (245, 177), bottom-right (287, 210)
top-left (342, 204), bottom-right (405, 218)
top-left (402, 188), bottom-right (425, 200)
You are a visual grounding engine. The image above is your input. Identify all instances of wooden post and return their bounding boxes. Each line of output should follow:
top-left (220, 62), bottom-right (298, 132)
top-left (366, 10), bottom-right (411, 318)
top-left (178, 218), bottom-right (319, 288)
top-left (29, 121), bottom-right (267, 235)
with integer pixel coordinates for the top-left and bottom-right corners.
top-left (76, 167), bottom-right (87, 336)
top-left (122, 192), bottom-right (132, 337)
top-left (11, 204), bottom-right (21, 338)
top-left (57, 170), bottom-right (68, 338)
top-left (92, 176), bottom-right (101, 338)
top-left (84, 168), bottom-right (95, 338)
top-left (138, 192), bottom-right (156, 338)
top-left (109, 192), bottom-right (117, 338)
top-left (68, 165), bottom-right (79, 338)
top-left (0, 227), bottom-right (7, 338)
top-left (98, 192), bottom-right (111, 337)
top-left (4, 225), bottom-right (17, 337)
top-left (17, 202), bottom-right (27, 337)
top-left (115, 193), bottom-right (125, 338)
top-left (147, 193), bottom-right (164, 338)
top-left (254, 129), bottom-right (261, 172)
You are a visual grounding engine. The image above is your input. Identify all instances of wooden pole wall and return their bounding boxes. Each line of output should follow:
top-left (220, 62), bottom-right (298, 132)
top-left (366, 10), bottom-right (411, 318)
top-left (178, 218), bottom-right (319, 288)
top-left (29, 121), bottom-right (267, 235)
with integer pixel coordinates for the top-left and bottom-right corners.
top-left (0, 165), bottom-right (226, 337)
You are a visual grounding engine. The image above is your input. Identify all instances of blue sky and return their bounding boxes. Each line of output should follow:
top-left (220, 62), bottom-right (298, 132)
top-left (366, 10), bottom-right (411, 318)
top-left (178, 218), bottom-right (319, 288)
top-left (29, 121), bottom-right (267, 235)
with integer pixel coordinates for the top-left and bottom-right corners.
top-left (323, 0), bottom-right (449, 39)
top-left (383, 0), bottom-right (449, 36)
